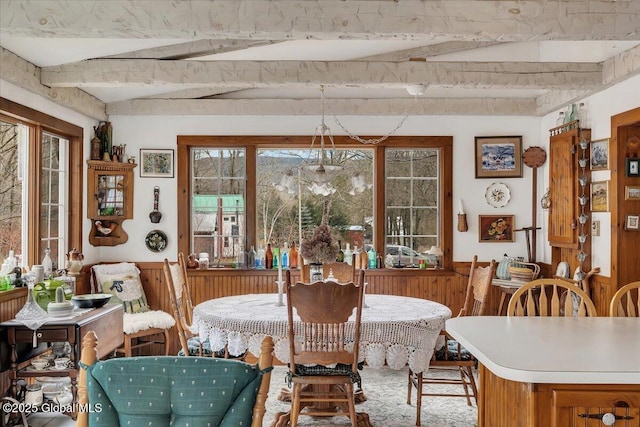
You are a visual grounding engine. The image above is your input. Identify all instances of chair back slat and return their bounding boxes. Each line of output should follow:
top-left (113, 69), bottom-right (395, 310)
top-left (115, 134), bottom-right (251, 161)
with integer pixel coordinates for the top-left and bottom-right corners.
top-left (460, 256), bottom-right (497, 317)
top-left (609, 281), bottom-right (640, 317)
top-left (163, 254), bottom-right (200, 356)
top-left (507, 279), bottom-right (597, 317)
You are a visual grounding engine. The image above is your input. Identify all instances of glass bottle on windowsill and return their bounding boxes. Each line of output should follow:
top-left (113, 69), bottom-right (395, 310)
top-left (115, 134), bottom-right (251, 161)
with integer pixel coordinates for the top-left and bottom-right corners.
top-left (42, 248), bottom-right (53, 278)
top-left (556, 111), bottom-right (565, 127)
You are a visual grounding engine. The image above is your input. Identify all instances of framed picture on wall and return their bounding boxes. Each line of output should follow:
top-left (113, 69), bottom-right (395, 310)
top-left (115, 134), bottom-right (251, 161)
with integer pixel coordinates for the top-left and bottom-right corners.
top-left (626, 158), bottom-right (640, 177)
top-left (140, 149), bottom-right (174, 178)
top-left (590, 180), bottom-right (609, 212)
top-left (478, 215), bottom-right (515, 242)
top-left (626, 185), bottom-right (640, 201)
top-left (474, 136), bottom-right (523, 179)
top-left (625, 214), bottom-right (639, 231)
top-left (589, 138), bottom-right (609, 170)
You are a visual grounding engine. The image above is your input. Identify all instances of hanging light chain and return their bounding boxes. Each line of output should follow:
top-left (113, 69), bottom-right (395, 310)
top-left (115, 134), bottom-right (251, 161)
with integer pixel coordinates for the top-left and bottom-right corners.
top-left (326, 88), bottom-right (419, 145)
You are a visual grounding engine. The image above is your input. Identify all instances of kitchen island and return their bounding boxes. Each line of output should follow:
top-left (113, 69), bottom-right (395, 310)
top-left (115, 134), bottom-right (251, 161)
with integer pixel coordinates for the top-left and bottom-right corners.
top-left (446, 316), bottom-right (640, 427)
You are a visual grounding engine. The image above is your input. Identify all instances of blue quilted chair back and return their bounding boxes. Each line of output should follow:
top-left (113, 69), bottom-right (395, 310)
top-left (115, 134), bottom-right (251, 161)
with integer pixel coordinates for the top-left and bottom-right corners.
top-left (86, 356), bottom-right (269, 426)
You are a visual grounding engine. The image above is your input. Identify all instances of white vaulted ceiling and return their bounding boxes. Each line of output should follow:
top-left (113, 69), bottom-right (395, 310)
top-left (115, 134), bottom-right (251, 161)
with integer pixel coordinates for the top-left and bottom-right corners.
top-left (1, 1), bottom-right (639, 121)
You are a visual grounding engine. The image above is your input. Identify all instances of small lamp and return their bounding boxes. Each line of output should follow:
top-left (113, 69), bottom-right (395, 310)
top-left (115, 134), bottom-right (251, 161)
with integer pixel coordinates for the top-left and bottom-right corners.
top-left (428, 246), bottom-right (443, 269)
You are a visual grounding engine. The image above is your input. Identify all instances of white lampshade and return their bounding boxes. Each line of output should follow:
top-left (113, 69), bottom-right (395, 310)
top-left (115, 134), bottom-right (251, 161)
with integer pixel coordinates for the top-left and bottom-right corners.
top-left (428, 246), bottom-right (443, 256)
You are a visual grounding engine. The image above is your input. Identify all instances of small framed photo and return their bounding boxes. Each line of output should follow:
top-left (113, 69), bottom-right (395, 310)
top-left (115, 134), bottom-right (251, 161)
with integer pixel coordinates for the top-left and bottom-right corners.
top-left (626, 158), bottom-right (640, 177)
top-left (590, 138), bottom-right (609, 171)
top-left (140, 149), bottom-right (174, 178)
top-left (590, 180), bottom-right (609, 212)
top-left (475, 136), bottom-right (523, 179)
top-left (626, 186), bottom-right (640, 201)
top-left (478, 215), bottom-right (515, 242)
top-left (625, 214), bottom-right (639, 231)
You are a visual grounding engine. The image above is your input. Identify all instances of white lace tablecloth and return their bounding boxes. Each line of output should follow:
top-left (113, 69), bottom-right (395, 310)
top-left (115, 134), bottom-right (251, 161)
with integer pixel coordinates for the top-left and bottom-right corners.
top-left (193, 293), bottom-right (451, 374)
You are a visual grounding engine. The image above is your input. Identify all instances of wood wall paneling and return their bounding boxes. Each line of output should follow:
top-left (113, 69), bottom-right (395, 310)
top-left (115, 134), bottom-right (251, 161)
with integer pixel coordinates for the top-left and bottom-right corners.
top-left (610, 107), bottom-right (640, 296)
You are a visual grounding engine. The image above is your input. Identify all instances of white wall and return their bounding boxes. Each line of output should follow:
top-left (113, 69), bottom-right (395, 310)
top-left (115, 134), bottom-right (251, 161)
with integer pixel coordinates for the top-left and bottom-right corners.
top-left (109, 114), bottom-right (540, 264)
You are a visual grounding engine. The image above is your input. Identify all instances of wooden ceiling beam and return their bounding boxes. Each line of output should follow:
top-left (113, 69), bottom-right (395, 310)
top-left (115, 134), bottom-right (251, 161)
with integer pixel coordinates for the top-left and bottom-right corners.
top-left (2, 1), bottom-right (639, 41)
top-left (105, 39), bottom-right (280, 60)
top-left (106, 97), bottom-right (537, 116)
top-left (41, 59), bottom-right (603, 90)
top-left (0, 47), bottom-right (107, 121)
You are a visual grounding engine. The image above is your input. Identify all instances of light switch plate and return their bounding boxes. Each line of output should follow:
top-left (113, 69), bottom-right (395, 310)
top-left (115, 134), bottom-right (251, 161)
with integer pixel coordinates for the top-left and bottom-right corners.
top-left (592, 220), bottom-right (600, 237)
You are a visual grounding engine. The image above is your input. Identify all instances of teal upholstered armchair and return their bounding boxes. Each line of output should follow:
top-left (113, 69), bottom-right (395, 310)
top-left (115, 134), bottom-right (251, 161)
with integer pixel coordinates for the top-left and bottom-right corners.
top-left (76, 331), bottom-right (274, 427)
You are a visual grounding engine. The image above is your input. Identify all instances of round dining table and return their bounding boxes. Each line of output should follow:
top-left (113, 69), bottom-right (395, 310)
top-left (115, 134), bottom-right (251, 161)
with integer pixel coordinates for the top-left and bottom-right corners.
top-left (193, 293), bottom-right (451, 374)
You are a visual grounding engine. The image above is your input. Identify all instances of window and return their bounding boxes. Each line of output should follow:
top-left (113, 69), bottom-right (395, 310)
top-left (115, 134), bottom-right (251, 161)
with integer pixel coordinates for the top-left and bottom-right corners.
top-left (177, 136), bottom-right (452, 269)
top-left (256, 148), bottom-right (373, 254)
top-left (40, 131), bottom-right (70, 266)
top-left (0, 98), bottom-right (83, 270)
top-left (190, 148), bottom-right (245, 264)
top-left (386, 149), bottom-right (439, 256)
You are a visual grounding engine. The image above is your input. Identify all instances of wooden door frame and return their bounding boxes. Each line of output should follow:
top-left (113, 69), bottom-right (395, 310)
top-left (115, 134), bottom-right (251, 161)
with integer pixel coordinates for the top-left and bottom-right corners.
top-left (610, 106), bottom-right (640, 296)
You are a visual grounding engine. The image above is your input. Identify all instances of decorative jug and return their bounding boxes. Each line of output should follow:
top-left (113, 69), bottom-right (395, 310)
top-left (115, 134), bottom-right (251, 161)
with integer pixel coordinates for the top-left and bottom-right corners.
top-left (65, 248), bottom-right (84, 274)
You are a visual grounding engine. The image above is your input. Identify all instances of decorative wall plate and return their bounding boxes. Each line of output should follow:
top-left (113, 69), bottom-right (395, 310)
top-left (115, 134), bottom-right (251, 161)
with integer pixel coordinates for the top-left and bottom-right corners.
top-left (145, 230), bottom-right (167, 252)
top-left (485, 182), bottom-right (511, 208)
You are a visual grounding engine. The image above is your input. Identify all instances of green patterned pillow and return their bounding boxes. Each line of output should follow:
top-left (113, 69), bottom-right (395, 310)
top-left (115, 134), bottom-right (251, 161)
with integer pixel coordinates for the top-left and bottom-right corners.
top-left (97, 272), bottom-right (149, 313)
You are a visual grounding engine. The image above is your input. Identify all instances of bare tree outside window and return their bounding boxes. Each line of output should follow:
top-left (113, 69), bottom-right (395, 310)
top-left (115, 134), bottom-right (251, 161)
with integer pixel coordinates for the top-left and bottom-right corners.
top-left (0, 120), bottom-right (22, 262)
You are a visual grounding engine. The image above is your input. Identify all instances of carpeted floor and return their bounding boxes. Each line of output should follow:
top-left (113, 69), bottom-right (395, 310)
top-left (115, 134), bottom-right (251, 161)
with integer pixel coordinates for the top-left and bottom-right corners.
top-left (263, 365), bottom-right (478, 426)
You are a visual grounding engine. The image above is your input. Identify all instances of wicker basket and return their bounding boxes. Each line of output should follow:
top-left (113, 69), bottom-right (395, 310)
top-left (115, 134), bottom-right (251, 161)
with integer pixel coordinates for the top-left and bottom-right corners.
top-left (508, 262), bottom-right (540, 282)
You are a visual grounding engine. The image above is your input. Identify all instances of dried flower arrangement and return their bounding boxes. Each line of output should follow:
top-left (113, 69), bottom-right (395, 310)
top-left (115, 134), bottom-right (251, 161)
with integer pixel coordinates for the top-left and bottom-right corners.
top-left (300, 224), bottom-right (338, 264)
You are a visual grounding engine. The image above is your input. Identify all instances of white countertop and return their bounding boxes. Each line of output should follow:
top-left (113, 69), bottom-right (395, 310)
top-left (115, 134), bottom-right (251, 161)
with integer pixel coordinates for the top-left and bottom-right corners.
top-left (446, 316), bottom-right (640, 384)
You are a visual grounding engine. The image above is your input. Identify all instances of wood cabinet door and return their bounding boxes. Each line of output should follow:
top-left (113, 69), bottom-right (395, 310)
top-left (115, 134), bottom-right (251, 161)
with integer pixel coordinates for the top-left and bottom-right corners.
top-left (553, 389), bottom-right (640, 427)
top-left (548, 131), bottom-right (578, 246)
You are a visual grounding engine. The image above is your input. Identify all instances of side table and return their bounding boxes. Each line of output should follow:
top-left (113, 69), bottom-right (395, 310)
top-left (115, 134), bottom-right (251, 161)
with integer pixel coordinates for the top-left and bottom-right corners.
top-left (492, 278), bottom-right (528, 315)
top-left (1, 303), bottom-right (123, 416)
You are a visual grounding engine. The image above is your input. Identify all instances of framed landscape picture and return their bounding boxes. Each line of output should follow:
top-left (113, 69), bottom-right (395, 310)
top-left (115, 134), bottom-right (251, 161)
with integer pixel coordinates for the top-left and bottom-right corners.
top-left (478, 215), bottom-right (515, 242)
top-left (590, 138), bottom-right (609, 170)
top-left (590, 180), bottom-right (609, 212)
top-left (475, 136), bottom-right (523, 179)
top-left (626, 185), bottom-right (640, 201)
top-left (140, 149), bottom-right (174, 178)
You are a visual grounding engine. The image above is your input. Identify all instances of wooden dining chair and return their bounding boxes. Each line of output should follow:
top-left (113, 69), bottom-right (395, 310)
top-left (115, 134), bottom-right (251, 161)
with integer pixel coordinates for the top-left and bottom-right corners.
top-left (507, 278), bottom-right (597, 317)
top-left (609, 281), bottom-right (640, 317)
top-left (162, 254), bottom-right (222, 357)
top-left (91, 262), bottom-right (175, 357)
top-left (407, 255), bottom-right (496, 426)
top-left (285, 269), bottom-right (365, 427)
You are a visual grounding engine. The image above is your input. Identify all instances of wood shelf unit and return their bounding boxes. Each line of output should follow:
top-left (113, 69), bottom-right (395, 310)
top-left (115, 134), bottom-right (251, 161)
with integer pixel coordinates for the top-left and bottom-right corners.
top-left (86, 160), bottom-right (136, 246)
top-left (548, 121), bottom-right (592, 277)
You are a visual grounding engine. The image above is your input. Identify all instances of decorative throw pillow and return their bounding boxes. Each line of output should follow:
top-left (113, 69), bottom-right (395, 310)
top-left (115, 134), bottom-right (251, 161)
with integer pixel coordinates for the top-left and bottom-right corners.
top-left (97, 272), bottom-right (149, 313)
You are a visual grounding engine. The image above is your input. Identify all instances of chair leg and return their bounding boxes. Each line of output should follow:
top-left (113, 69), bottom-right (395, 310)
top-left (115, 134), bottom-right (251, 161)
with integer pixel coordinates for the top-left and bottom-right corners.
top-left (163, 329), bottom-right (171, 355)
top-left (458, 367), bottom-right (472, 406)
top-left (407, 369), bottom-right (413, 404)
top-left (123, 335), bottom-right (133, 357)
top-left (415, 372), bottom-right (423, 426)
top-left (345, 382), bottom-right (357, 427)
top-left (290, 383), bottom-right (301, 427)
top-left (464, 366), bottom-right (478, 405)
